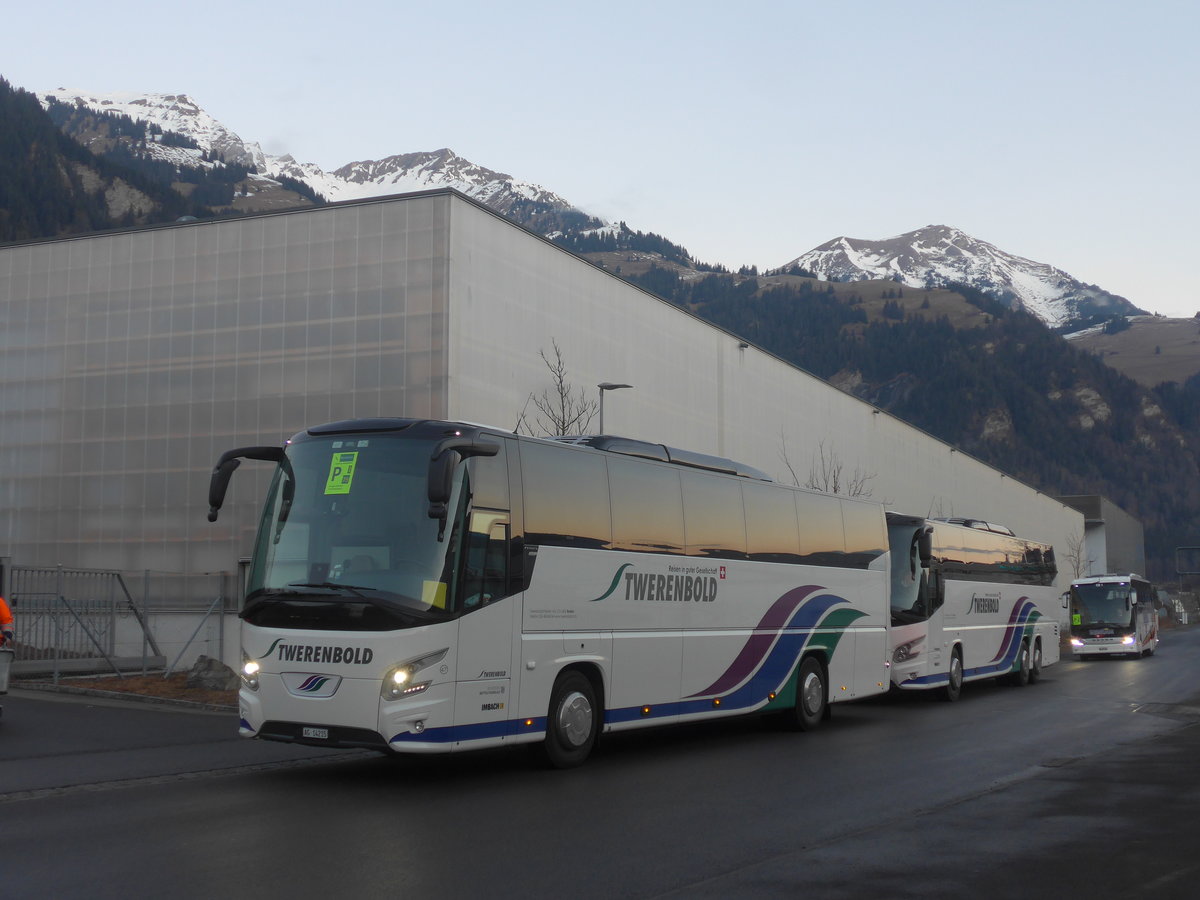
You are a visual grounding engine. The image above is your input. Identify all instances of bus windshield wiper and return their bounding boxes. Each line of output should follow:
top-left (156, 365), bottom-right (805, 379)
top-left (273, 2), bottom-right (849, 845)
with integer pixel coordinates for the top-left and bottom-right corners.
top-left (287, 581), bottom-right (375, 599)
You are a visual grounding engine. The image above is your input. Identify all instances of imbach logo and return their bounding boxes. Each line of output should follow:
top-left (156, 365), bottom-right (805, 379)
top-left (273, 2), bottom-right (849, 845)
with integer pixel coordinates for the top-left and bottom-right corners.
top-left (258, 637), bottom-right (374, 665)
top-left (591, 563), bottom-right (719, 604)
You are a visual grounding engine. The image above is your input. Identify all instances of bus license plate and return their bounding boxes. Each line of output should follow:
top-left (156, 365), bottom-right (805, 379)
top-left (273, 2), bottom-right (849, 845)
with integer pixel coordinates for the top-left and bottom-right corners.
top-left (302, 727), bottom-right (329, 740)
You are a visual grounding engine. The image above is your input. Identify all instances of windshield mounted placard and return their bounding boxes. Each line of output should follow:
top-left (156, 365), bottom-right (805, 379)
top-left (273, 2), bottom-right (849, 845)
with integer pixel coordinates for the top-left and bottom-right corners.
top-left (324, 451), bottom-right (359, 495)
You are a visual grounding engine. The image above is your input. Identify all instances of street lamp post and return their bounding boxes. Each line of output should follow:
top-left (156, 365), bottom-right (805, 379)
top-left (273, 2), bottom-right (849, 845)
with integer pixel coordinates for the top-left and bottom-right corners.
top-left (598, 382), bottom-right (632, 434)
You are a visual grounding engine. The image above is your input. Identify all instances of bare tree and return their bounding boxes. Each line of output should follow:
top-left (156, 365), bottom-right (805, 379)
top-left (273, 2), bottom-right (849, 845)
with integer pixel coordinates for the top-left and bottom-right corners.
top-left (804, 441), bottom-right (875, 497)
top-left (515, 339), bottom-right (599, 437)
top-left (1063, 530), bottom-right (1093, 579)
top-left (779, 434), bottom-right (875, 498)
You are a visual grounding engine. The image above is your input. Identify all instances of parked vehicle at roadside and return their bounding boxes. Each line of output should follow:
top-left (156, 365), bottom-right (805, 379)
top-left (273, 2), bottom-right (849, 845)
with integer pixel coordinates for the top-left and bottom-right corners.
top-left (1068, 573), bottom-right (1160, 658)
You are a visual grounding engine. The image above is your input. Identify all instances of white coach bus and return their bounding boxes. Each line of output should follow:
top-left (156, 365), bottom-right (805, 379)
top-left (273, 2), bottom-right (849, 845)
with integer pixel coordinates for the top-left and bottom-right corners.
top-left (885, 514), bottom-right (1061, 700)
top-left (208, 419), bottom-right (896, 767)
top-left (1068, 573), bottom-right (1160, 659)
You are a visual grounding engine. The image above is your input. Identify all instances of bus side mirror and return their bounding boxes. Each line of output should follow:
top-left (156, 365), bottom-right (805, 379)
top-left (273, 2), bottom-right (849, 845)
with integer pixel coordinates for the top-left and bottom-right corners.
top-left (427, 451), bottom-right (458, 521)
top-left (917, 528), bottom-right (933, 568)
top-left (426, 436), bottom-right (500, 523)
top-left (208, 457), bottom-right (242, 522)
top-left (208, 446), bottom-right (286, 522)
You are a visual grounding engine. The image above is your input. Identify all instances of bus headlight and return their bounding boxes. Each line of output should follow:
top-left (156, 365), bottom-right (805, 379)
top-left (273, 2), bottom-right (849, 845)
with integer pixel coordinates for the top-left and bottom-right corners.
top-left (241, 658), bottom-right (261, 692)
top-left (1121, 635), bottom-right (1136, 645)
top-left (892, 635), bottom-right (926, 664)
top-left (1070, 638), bottom-right (1085, 648)
top-left (382, 648), bottom-right (449, 701)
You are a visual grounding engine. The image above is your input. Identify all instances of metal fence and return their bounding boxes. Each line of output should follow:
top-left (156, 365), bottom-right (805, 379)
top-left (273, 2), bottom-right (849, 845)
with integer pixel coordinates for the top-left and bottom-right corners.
top-left (3, 563), bottom-right (237, 680)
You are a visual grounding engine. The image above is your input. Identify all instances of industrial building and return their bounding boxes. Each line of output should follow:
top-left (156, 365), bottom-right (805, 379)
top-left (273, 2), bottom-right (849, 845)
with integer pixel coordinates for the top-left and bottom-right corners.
top-left (0, 189), bottom-right (1086, 621)
top-left (1058, 495), bottom-right (1146, 578)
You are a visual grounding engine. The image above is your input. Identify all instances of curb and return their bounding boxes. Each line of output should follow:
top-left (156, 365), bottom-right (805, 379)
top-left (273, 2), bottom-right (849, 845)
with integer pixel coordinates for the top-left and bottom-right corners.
top-left (13, 681), bottom-right (237, 713)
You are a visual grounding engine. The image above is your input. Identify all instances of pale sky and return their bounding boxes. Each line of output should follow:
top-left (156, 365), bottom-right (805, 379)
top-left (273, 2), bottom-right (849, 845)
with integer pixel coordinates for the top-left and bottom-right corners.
top-left (6, 0), bottom-right (1198, 317)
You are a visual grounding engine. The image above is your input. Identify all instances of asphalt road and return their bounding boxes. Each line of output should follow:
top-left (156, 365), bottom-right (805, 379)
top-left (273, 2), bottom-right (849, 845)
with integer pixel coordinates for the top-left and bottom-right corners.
top-left (2, 628), bottom-right (1198, 899)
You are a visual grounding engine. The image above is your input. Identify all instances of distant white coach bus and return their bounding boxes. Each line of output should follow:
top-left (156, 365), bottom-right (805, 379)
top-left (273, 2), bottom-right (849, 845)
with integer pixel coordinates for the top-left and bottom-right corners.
top-left (1068, 573), bottom-right (1159, 659)
top-left (209, 418), bottom-right (1058, 767)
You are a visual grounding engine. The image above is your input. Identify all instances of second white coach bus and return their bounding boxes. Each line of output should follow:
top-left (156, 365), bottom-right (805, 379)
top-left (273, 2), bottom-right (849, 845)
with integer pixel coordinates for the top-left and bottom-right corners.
top-left (885, 514), bottom-right (1060, 700)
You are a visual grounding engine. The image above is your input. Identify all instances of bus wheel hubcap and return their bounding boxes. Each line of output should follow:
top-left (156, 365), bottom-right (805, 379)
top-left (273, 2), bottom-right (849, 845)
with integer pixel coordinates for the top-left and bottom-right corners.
top-left (801, 671), bottom-right (822, 714)
top-left (558, 691), bottom-right (592, 747)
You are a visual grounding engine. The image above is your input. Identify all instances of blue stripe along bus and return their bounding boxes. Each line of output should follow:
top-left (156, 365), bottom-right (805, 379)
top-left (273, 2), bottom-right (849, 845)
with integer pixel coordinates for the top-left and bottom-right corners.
top-left (208, 418), bottom-right (1058, 767)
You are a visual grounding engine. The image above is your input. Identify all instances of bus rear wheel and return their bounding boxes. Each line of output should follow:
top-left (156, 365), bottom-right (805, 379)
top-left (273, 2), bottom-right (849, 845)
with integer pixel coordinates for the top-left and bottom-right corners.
top-left (1028, 639), bottom-right (1043, 684)
top-left (780, 656), bottom-right (827, 731)
top-left (541, 671), bottom-right (599, 769)
top-left (1006, 640), bottom-right (1031, 686)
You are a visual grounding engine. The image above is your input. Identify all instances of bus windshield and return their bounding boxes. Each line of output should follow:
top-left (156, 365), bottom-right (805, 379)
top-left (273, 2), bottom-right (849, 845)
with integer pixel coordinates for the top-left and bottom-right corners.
top-left (1070, 583), bottom-right (1134, 631)
top-left (244, 433), bottom-right (466, 629)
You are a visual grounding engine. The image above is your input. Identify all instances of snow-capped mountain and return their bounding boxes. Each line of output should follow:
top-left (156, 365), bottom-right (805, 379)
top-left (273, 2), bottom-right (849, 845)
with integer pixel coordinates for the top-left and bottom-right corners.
top-left (36, 91), bottom-right (1142, 330)
top-left (40, 88), bottom-right (270, 169)
top-left (786, 225), bottom-right (1144, 328)
top-left (38, 90), bottom-right (578, 219)
top-left (319, 150), bottom-right (573, 212)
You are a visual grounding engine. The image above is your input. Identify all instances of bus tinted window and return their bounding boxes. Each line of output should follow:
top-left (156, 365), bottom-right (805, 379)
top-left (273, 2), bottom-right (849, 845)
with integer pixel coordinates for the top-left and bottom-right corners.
top-left (841, 500), bottom-right (886, 570)
top-left (931, 524), bottom-right (1055, 585)
top-left (796, 491), bottom-right (846, 567)
top-left (609, 457), bottom-right (684, 555)
top-left (681, 470), bottom-right (747, 560)
top-left (466, 439), bottom-right (509, 510)
top-left (743, 480), bottom-right (801, 563)
top-left (521, 442), bottom-right (611, 549)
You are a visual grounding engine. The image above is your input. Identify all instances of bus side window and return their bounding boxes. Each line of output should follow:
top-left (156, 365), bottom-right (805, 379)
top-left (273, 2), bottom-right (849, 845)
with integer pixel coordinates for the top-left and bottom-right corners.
top-left (926, 524), bottom-right (953, 608)
top-left (460, 512), bottom-right (511, 610)
top-left (927, 563), bottom-right (945, 612)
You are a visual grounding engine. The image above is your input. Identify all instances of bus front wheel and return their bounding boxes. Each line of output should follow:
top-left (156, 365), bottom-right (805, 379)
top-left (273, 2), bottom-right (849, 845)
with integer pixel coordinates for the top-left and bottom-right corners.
top-left (541, 671), bottom-right (599, 769)
top-left (941, 649), bottom-right (963, 702)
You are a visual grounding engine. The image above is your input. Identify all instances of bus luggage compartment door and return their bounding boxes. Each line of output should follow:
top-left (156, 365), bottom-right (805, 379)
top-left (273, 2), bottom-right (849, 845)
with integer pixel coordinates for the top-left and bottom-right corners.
top-left (455, 596), bottom-right (516, 736)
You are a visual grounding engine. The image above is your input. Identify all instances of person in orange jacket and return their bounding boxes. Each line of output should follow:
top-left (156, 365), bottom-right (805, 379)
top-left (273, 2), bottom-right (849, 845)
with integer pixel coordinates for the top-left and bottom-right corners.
top-left (0, 595), bottom-right (13, 646)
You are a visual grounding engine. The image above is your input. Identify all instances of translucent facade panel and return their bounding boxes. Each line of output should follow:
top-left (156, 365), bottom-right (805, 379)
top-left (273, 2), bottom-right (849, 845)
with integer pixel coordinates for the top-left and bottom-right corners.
top-left (0, 197), bottom-right (451, 590)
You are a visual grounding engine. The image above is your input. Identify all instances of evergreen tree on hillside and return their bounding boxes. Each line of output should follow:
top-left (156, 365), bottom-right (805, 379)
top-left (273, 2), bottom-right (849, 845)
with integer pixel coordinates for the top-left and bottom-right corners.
top-left (0, 78), bottom-right (112, 241)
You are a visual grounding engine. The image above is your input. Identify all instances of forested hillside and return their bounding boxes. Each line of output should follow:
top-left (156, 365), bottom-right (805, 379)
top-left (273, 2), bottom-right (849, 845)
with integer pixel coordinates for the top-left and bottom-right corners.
top-left (0, 79), bottom-right (317, 242)
top-left (622, 266), bottom-right (1200, 579)
top-left (0, 77), bottom-right (122, 240)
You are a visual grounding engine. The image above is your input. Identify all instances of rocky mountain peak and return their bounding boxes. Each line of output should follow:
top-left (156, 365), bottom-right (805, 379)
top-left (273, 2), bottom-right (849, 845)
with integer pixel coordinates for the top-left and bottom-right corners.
top-left (788, 225), bottom-right (1144, 328)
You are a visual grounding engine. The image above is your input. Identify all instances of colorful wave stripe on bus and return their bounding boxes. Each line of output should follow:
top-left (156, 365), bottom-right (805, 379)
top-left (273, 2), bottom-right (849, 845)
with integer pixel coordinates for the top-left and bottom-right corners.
top-left (605, 584), bottom-right (866, 723)
top-left (390, 584), bottom-right (864, 744)
top-left (904, 597), bottom-right (1041, 687)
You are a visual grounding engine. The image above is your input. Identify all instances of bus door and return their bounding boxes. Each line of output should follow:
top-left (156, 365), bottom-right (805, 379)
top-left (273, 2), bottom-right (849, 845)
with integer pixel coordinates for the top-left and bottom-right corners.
top-left (453, 511), bottom-right (516, 733)
top-left (1132, 580), bottom-right (1158, 652)
top-left (925, 561), bottom-right (950, 680)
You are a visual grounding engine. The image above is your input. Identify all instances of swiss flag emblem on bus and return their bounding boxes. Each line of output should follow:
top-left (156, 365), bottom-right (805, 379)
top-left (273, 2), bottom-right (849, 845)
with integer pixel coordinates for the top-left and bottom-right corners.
top-left (720, 566), bottom-right (726, 579)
